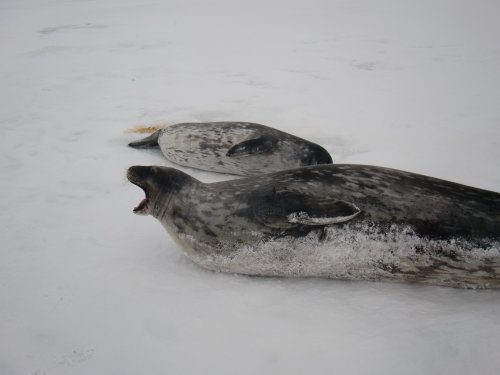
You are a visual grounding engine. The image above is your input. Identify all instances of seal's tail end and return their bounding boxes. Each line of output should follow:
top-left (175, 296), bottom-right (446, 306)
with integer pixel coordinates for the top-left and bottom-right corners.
top-left (128, 130), bottom-right (161, 149)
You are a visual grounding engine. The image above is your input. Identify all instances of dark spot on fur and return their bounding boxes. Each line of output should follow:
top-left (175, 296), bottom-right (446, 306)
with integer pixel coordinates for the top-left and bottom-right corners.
top-left (318, 227), bottom-right (327, 241)
top-left (201, 210), bottom-right (214, 217)
top-left (415, 245), bottom-right (425, 254)
top-left (202, 227), bottom-right (218, 237)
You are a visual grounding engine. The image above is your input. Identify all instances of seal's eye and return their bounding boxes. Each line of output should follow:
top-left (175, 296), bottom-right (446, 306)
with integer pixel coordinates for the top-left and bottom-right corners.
top-left (149, 167), bottom-right (158, 177)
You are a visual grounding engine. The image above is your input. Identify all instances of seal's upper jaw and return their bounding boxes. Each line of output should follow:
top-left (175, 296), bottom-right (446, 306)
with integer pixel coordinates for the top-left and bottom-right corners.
top-left (127, 166), bottom-right (153, 215)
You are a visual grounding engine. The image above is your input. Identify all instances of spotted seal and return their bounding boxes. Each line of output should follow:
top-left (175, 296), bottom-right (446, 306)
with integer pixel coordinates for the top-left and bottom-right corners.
top-left (127, 164), bottom-right (500, 288)
top-left (128, 122), bottom-right (332, 176)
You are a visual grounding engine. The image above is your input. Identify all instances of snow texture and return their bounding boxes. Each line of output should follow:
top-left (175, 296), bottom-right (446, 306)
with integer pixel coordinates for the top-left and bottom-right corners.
top-left (1, 0), bottom-right (500, 374)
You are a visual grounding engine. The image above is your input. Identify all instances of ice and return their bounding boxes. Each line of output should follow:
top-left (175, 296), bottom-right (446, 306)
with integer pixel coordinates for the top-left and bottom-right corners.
top-left (1, 0), bottom-right (500, 374)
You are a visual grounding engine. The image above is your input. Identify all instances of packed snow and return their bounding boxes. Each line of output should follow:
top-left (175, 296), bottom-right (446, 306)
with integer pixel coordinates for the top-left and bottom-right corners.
top-left (1, 0), bottom-right (499, 374)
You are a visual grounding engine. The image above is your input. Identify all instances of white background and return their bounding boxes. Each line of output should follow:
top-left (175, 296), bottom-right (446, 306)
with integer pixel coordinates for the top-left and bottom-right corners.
top-left (1, 0), bottom-right (499, 374)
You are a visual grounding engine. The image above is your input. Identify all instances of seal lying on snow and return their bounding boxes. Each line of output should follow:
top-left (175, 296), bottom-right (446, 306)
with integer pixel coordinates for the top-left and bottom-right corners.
top-left (127, 164), bottom-right (500, 288)
top-left (128, 122), bottom-right (332, 176)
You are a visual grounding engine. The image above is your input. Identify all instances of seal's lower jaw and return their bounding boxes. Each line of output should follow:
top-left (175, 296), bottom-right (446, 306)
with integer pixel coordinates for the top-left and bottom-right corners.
top-left (133, 196), bottom-right (149, 215)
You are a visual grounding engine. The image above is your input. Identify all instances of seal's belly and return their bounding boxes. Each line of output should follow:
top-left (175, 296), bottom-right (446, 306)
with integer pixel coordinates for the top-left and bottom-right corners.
top-left (175, 224), bottom-right (500, 289)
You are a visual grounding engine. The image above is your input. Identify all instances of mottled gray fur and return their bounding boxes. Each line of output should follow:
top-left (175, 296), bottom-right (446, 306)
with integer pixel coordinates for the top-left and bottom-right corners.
top-left (129, 122), bottom-right (332, 176)
top-left (127, 164), bottom-right (500, 288)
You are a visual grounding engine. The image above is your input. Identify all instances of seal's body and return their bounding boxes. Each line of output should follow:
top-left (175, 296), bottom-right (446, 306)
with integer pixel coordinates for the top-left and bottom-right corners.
top-left (127, 164), bottom-right (500, 288)
top-left (129, 122), bottom-right (332, 176)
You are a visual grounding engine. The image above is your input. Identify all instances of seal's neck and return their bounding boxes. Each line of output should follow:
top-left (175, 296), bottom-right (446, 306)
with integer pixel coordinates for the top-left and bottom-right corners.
top-left (150, 170), bottom-right (204, 220)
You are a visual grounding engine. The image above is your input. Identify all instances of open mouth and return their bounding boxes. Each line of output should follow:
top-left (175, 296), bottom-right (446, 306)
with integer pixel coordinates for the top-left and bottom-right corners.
top-left (131, 182), bottom-right (149, 214)
top-left (127, 170), bottom-right (150, 215)
top-left (133, 193), bottom-right (149, 214)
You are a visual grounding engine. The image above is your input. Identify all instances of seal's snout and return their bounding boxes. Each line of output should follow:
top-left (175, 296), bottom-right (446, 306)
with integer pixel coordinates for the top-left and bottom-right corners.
top-left (302, 145), bottom-right (333, 166)
top-left (316, 149), bottom-right (333, 165)
top-left (311, 144), bottom-right (333, 165)
top-left (127, 165), bottom-right (153, 183)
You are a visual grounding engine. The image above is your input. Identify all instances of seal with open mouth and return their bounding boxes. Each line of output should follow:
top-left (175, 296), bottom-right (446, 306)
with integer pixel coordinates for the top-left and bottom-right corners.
top-left (127, 164), bottom-right (500, 288)
top-left (128, 122), bottom-right (332, 176)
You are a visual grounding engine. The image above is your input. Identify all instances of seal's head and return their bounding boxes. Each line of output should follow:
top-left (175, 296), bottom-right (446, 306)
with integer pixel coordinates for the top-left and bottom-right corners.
top-left (127, 165), bottom-right (196, 216)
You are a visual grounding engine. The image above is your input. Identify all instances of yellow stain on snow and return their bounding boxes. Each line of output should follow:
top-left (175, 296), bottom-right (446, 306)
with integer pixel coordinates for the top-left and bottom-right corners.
top-left (126, 124), bottom-right (166, 134)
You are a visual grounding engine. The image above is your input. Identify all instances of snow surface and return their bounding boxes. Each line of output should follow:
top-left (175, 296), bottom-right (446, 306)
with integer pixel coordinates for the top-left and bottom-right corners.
top-left (1, 0), bottom-right (500, 374)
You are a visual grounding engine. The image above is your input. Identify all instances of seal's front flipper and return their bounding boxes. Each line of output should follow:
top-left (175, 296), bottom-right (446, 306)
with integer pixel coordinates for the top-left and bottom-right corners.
top-left (255, 190), bottom-right (361, 229)
top-left (128, 130), bottom-right (161, 149)
top-left (287, 201), bottom-right (361, 225)
top-left (226, 136), bottom-right (278, 157)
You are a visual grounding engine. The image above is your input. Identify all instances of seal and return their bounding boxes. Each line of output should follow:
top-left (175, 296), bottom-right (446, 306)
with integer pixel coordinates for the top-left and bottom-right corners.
top-left (127, 164), bottom-right (500, 288)
top-left (128, 122), bottom-right (333, 176)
